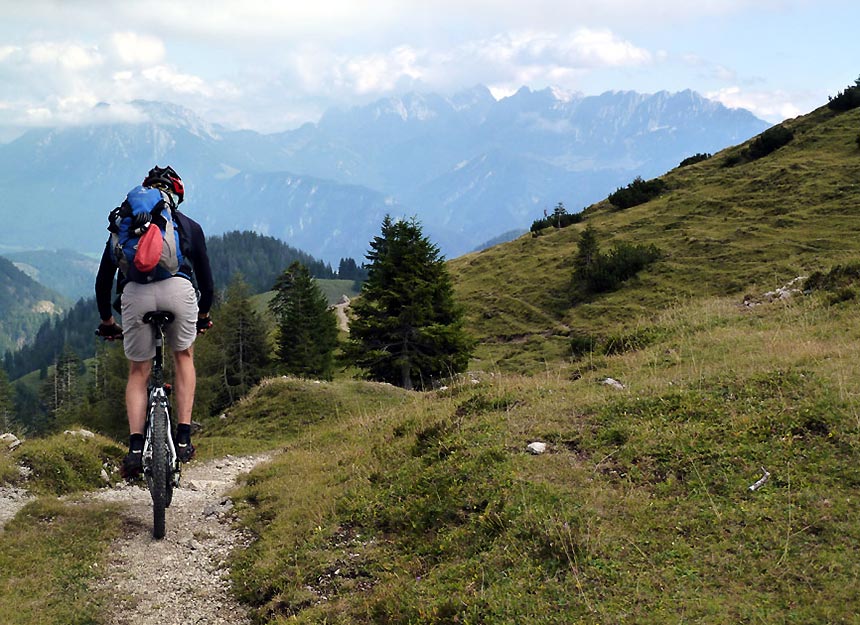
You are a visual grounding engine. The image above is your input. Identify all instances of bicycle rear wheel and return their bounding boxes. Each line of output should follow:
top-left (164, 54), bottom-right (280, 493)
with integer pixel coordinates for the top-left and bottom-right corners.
top-left (149, 400), bottom-right (169, 539)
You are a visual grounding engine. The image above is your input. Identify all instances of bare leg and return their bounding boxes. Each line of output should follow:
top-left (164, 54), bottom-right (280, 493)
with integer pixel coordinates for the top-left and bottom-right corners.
top-left (172, 347), bottom-right (196, 425)
top-left (126, 360), bottom-right (152, 435)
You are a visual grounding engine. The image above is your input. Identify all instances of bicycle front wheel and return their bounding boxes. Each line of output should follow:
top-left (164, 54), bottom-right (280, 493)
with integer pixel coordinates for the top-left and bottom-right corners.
top-left (149, 400), bottom-right (169, 539)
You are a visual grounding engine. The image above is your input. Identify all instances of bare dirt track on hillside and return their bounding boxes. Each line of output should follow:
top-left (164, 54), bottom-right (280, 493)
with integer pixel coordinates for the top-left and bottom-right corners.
top-left (0, 485), bottom-right (32, 529)
top-left (90, 454), bottom-right (271, 625)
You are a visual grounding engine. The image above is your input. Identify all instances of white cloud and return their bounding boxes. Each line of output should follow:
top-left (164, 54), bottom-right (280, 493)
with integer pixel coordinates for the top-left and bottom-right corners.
top-left (28, 42), bottom-right (102, 70)
top-left (0, 46), bottom-right (20, 62)
top-left (0, 30), bottom-right (240, 128)
top-left (563, 29), bottom-right (652, 67)
top-left (109, 32), bottom-right (166, 66)
top-left (467, 29), bottom-right (651, 70)
top-left (141, 65), bottom-right (212, 96)
top-left (0, 2), bottom-right (830, 132)
top-left (706, 86), bottom-right (804, 122)
top-left (286, 28), bottom-right (651, 101)
top-left (333, 45), bottom-right (424, 95)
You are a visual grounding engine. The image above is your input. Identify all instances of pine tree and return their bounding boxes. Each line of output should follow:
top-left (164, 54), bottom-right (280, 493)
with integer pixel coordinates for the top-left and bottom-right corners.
top-left (38, 344), bottom-right (82, 433)
top-left (0, 366), bottom-right (15, 432)
top-left (270, 261), bottom-right (339, 380)
top-left (344, 216), bottom-right (473, 390)
top-left (552, 201), bottom-right (567, 228)
top-left (200, 275), bottom-right (271, 410)
top-left (573, 224), bottom-right (600, 278)
top-left (84, 340), bottom-right (128, 439)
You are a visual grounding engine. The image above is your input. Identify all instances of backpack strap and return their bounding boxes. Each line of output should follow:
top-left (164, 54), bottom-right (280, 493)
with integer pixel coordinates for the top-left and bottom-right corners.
top-left (173, 211), bottom-right (195, 279)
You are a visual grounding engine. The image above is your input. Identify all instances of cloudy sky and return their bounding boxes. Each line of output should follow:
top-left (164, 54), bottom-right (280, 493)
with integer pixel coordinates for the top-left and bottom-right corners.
top-left (1, 0), bottom-right (857, 137)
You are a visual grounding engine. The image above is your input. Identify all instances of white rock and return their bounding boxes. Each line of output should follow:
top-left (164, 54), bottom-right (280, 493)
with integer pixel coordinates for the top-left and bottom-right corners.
top-left (601, 377), bottom-right (626, 390)
top-left (1, 433), bottom-right (21, 450)
top-left (64, 429), bottom-right (95, 439)
top-left (527, 442), bottom-right (547, 455)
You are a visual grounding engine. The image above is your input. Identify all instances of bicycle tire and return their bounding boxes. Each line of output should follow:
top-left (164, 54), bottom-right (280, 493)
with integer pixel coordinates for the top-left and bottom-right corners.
top-left (166, 466), bottom-right (175, 508)
top-left (150, 400), bottom-right (168, 539)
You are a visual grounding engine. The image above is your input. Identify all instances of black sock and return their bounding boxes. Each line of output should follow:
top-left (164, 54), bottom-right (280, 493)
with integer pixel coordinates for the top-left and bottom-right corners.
top-left (129, 433), bottom-right (144, 451)
top-left (177, 423), bottom-right (191, 444)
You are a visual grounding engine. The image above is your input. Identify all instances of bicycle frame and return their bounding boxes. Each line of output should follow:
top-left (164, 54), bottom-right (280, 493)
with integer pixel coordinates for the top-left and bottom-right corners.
top-left (140, 311), bottom-right (181, 538)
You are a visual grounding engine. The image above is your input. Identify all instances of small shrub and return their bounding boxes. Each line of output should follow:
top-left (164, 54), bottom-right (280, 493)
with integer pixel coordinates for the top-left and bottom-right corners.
top-left (744, 124), bottom-right (794, 160)
top-left (569, 332), bottom-right (596, 357)
top-left (577, 243), bottom-right (662, 295)
top-left (722, 153), bottom-right (744, 168)
top-left (828, 77), bottom-right (860, 112)
top-left (0, 450), bottom-right (20, 486)
top-left (679, 152), bottom-right (711, 167)
top-left (804, 263), bottom-right (860, 292)
top-left (828, 287), bottom-right (857, 306)
top-left (530, 212), bottom-right (582, 233)
top-left (601, 327), bottom-right (661, 356)
top-left (607, 176), bottom-right (667, 210)
top-left (722, 125), bottom-right (794, 167)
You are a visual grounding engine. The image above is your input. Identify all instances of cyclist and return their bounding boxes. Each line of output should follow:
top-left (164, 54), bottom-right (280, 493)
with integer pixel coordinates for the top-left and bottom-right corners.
top-left (95, 165), bottom-right (214, 479)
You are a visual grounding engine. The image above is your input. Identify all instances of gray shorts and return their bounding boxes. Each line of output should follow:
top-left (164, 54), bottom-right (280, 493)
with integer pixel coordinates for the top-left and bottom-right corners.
top-left (121, 278), bottom-right (199, 362)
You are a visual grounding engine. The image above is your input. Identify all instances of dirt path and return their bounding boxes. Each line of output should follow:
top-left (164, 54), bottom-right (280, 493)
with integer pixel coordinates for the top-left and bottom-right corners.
top-left (91, 453), bottom-right (271, 625)
top-left (333, 300), bottom-right (350, 332)
top-left (0, 485), bottom-right (33, 530)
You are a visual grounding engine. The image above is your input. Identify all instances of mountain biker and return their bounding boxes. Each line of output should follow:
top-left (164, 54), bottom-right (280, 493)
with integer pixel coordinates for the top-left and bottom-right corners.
top-left (95, 165), bottom-right (214, 479)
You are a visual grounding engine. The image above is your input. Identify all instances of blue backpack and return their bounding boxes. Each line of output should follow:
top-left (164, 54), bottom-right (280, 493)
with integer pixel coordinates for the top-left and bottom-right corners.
top-left (107, 185), bottom-right (184, 284)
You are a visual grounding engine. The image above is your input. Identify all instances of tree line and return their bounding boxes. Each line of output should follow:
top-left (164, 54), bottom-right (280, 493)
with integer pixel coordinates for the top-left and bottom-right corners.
top-left (1, 217), bottom-right (473, 438)
top-left (3, 231), bottom-right (366, 381)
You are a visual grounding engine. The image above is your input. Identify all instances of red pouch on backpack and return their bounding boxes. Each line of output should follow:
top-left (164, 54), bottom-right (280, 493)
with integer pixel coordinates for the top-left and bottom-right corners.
top-left (134, 224), bottom-right (163, 273)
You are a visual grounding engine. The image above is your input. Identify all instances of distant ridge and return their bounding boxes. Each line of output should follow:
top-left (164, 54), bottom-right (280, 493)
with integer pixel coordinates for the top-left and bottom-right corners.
top-left (0, 256), bottom-right (66, 354)
top-left (0, 87), bottom-right (768, 263)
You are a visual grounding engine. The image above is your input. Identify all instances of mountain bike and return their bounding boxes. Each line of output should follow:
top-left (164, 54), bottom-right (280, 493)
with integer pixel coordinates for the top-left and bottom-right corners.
top-left (141, 310), bottom-right (182, 539)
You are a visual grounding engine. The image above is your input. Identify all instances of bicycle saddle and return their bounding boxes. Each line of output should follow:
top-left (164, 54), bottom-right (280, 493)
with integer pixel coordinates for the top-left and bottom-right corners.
top-left (142, 311), bottom-right (175, 326)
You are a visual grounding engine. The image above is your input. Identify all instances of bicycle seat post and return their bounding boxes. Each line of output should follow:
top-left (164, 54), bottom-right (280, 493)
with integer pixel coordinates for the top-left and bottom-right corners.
top-left (142, 311), bottom-right (175, 387)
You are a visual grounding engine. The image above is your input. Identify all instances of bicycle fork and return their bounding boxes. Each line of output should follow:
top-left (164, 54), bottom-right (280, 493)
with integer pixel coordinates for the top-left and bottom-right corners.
top-left (142, 388), bottom-right (181, 487)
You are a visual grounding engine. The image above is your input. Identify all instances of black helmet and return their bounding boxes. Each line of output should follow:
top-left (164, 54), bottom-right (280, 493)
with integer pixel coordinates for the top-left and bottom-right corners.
top-left (143, 165), bottom-right (184, 204)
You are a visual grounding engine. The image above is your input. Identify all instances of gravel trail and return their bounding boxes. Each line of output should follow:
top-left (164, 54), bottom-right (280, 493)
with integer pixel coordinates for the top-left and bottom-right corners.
top-left (90, 453), bottom-right (270, 625)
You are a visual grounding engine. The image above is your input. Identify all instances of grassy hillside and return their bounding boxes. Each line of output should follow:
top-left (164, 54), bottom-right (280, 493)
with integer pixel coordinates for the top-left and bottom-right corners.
top-left (450, 104), bottom-right (860, 371)
top-left (199, 100), bottom-right (860, 623)
top-left (0, 255), bottom-right (67, 354)
top-left (5, 99), bottom-right (860, 624)
top-left (206, 288), bottom-right (860, 623)
top-left (1, 432), bottom-right (126, 624)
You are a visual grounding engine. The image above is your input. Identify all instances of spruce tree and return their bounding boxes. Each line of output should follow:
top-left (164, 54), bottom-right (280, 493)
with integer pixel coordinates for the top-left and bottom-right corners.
top-left (84, 341), bottom-right (128, 439)
top-left (270, 261), bottom-right (339, 380)
top-left (573, 224), bottom-right (600, 279)
top-left (37, 344), bottom-right (82, 433)
top-left (0, 366), bottom-right (14, 432)
top-left (200, 275), bottom-right (271, 410)
top-left (345, 216), bottom-right (473, 390)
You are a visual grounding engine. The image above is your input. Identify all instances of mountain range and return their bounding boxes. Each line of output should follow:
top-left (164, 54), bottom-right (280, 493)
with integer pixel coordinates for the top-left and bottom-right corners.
top-left (0, 86), bottom-right (768, 264)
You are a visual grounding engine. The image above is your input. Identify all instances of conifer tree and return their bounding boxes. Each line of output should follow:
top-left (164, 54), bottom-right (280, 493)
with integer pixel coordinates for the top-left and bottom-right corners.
top-left (552, 201), bottom-right (567, 228)
top-left (345, 216), bottom-right (473, 390)
top-left (270, 261), bottom-right (338, 380)
top-left (0, 366), bottom-right (15, 432)
top-left (38, 344), bottom-right (82, 432)
top-left (83, 341), bottom-right (128, 439)
top-left (200, 275), bottom-right (271, 410)
top-left (573, 224), bottom-right (600, 278)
